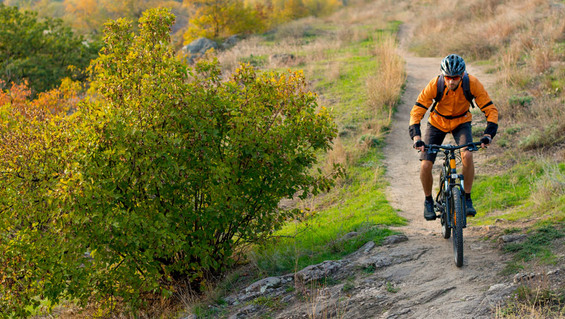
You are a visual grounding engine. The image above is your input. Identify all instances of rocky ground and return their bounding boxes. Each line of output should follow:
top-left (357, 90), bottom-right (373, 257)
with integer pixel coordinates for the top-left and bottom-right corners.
top-left (183, 18), bottom-right (565, 319)
top-left (187, 34), bottom-right (531, 319)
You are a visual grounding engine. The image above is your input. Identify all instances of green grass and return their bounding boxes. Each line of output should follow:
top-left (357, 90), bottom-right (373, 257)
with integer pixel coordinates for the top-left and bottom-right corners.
top-left (473, 162), bottom-right (541, 211)
top-left (313, 54), bottom-right (377, 127)
top-left (253, 157), bottom-right (405, 274)
top-left (473, 161), bottom-right (542, 208)
top-left (250, 23), bottom-right (405, 276)
top-left (309, 22), bottom-right (402, 128)
top-left (501, 225), bottom-right (565, 275)
top-left (472, 160), bottom-right (565, 226)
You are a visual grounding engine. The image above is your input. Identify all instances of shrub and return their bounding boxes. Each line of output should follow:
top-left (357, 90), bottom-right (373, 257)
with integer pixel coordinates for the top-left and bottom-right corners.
top-left (0, 7), bottom-right (340, 315)
top-left (0, 79), bottom-right (84, 316)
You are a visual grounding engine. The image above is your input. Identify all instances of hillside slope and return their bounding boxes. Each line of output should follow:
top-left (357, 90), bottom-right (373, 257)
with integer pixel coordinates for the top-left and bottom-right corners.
top-left (182, 0), bottom-right (565, 318)
top-left (197, 18), bottom-right (519, 319)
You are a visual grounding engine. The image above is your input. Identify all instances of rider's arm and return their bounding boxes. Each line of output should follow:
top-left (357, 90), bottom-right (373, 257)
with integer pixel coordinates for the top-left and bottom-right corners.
top-left (409, 78), bottom-right (438, 140)
top-left (413, 136), bottom-right (425, 151)
top-left (469, 75), bottom-right (499, 139)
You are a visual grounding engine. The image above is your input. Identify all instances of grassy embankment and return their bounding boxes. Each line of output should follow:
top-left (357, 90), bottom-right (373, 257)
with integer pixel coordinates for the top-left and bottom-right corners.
top-left (218, 9), bottom-right (407, 277)
top-left (181, 0), bottom-right (408, 309)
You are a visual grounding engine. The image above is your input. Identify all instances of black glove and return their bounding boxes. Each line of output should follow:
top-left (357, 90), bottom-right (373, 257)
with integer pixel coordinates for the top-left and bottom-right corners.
top-left (480, 135), bottom-right (492, 145)
top-left (413, 140), bottom-right (425, 149)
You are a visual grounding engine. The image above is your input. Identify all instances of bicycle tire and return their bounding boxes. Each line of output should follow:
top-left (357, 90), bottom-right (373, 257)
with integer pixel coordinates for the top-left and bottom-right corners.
top-left (439, 170), bottom-right (450, 239)
top-left (451, 186), bottom-right (465, 267)
top-left (441, 211), bottom-right (450, 239)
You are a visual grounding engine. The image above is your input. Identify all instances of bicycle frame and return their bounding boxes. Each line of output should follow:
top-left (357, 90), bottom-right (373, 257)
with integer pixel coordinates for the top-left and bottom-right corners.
top-left (426, 141), bottom-right (481, 267)
top-left (435, 146), bottom-right (467, 227)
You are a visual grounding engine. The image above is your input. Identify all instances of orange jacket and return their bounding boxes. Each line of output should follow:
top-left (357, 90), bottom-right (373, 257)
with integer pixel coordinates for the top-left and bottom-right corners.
top-left (409, 74), bottom-right (498, 138)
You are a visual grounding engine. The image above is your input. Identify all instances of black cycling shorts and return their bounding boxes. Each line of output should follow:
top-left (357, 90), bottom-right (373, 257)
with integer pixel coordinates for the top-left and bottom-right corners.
top-left (420, 122), bottom-right (473, 162)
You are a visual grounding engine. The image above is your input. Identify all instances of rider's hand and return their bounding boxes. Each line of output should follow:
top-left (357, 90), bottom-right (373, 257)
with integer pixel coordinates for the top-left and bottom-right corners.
top-left (480, 135), bottom-right (492, 148)
top-left (413, 139), bottom-right (425, 152)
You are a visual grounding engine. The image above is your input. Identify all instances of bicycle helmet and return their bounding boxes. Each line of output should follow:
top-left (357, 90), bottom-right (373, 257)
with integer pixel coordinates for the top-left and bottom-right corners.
top-left (440, 54), bottom-right (466, 76)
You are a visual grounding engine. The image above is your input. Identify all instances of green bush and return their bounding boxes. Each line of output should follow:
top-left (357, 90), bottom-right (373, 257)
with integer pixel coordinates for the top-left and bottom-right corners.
top-left (0, 4), bottom-right (100, 94)
top-left (0, 8), bottom-right (340, 315)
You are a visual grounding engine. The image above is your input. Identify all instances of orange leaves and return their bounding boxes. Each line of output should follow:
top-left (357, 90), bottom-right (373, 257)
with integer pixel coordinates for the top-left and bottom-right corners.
top-left (0, 79), bottom-right (82, 173)
top-left (0, 78), bottom-right (81, 121)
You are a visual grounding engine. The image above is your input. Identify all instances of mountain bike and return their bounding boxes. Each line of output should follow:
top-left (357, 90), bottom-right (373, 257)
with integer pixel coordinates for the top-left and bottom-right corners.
top-left (425, 141), bottom-right (482, 267)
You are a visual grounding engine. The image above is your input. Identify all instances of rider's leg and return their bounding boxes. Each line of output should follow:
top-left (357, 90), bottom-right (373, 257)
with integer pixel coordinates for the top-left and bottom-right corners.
top-left (461, 150), bottom-right (474, 192)
top-left (420, 123), bottom-right (446, 197)
top-left (420, 123), bottom-right (446, 220)
top-left (453, 122), bottom-right (477, 216)
top-left (420, 160), bottom-right (434, 196)
top-left (453, 122), bottom-right (474, 192)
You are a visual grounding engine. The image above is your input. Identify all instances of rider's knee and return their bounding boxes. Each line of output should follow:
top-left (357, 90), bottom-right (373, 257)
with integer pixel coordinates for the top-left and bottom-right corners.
top-left (421, 160), bottom-right (434, 172)
top-left (461, 150), bottom-right (473, 163)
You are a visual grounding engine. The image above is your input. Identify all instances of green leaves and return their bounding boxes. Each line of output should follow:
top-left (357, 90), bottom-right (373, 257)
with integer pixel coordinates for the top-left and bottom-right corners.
top-left (0, 7), bottom-right (340, 315)
top-left (0, 4), bottom-right (100, 95)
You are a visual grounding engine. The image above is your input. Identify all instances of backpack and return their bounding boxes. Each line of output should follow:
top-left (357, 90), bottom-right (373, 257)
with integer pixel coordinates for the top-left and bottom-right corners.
top-left (430, 72), bottom-right (476, 118)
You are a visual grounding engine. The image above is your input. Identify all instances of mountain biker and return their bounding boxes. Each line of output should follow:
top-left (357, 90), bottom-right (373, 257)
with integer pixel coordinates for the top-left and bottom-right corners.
top-left (409, 54), bottom-right (499, 221)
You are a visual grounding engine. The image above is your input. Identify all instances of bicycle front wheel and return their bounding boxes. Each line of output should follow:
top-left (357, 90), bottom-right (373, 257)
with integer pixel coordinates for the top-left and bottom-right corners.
top-left (451, 186), bottom-right (465, 267)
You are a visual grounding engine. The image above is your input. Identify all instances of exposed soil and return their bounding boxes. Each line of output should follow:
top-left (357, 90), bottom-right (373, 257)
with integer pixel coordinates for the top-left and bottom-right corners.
top-left (374, 26), bottom-right (513, 318)
top-left (217, 22), bottom-right (521, 319)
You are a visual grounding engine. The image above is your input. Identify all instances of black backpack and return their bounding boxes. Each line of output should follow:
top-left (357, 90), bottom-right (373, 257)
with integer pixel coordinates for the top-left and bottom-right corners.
top-left (430, 72), bottom-right (476, 118)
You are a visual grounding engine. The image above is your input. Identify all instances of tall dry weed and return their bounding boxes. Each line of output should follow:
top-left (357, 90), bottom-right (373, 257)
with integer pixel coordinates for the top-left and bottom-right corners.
top-left (529, 43), bottom-right (553, 74)
top-left (496, 267), bottom-right (565, 319)
top-left (324, 137), bottom-right (348, 173)
top-left (326, 60), bottom-right (342, 82)
top-left (532, 160), bottom-right (565, 206)
top-left (499, 43), bottom-right (530, 89)
top-left (366, 35), bottom-right (405, 129)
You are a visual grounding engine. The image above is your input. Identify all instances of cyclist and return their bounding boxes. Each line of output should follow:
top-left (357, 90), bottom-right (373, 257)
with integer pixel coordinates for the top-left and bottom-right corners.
top-left (409, 54), bottom-right (498, 220)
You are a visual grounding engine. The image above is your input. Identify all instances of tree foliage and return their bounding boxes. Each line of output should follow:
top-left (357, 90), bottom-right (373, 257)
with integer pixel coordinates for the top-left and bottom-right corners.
top-left (0, 78), bottom-right (85, 317)
top-left (183, 0), bottom-right (342, 43)
top-left (63, 0), bottom-right (184, 35)
top-left (0, 7), bottom-right (340, 315)
top-left (184, 0), bottom-right (265, 42)
top-left (0, 4), bottom-right (100, 95)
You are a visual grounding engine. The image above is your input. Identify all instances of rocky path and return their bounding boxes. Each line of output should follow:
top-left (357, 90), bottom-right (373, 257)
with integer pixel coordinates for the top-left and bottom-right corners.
top-left (220, 53), bottom-right (515, 319)
top-left (218, 20), bottom-right (518, 319)
top-left (376, 52), bottom-right (513, 318)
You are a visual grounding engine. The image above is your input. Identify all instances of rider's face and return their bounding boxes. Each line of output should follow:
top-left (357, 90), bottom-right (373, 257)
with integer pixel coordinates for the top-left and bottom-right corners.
top-left (445, 75), bottom-right (462, 91)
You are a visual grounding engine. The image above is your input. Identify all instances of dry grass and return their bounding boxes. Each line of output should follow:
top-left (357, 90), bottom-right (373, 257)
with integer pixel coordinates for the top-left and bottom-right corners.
top-left (304, 280), bottom-right (350, 319)
top-left (216, 20), bottom-right (347, 77)
top-left (531, 160), bottom-right (565, 207)
top-left (409, 0), bottom-right (556, 59)
top-left (324, 137), bottom-right (348, 173)
top-left (499, 43), bottom-right (531, 89)
top-left (496, 266), bottom-right (565, 318)
top-left (407, 0), bottom-right (565, 153)
top-left (366, 35), bottom-right (405, 133)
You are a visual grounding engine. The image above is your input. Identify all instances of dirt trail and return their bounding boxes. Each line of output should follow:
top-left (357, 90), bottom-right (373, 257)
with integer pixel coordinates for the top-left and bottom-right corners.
top-left (223, 23), bottom-right (515, 319)
top-left (376, 33), bottom-right (512, 318)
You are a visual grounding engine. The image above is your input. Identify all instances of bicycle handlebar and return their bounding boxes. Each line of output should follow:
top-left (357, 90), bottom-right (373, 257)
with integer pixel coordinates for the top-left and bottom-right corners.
top-left (424, 141), bottom-right (483, 154)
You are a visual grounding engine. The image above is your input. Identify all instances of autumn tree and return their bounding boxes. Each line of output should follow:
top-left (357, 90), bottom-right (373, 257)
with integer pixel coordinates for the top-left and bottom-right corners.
top-left (0, 4), bottom-right (100, 94)
top-left (63, 0), bottom-right (108, 34)
top-left (183, 0), bottom-right (265, 42)
top-left (63, 0), bottom-right (186, 35)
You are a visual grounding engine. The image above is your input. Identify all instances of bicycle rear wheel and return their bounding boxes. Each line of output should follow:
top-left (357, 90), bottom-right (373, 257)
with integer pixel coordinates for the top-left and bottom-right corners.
top-left (438, 171), bottom-right (450, 239)
top-left (451, 186), bottom-right (465, 267)
top-left (441, 210), bottom-right (450, 239)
